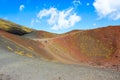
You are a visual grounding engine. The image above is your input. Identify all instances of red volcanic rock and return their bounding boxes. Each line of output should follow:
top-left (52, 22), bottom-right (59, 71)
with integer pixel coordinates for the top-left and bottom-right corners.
top-left (0, 25), bottom-right (120, 71)
top-left (40, 26), bottom-right (120, 71)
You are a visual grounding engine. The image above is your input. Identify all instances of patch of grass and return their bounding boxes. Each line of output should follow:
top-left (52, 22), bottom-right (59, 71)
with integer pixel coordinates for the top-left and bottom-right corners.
top-left (0, 19), bottom-right (33, 35)
top-left (15, 51), bottom-right (24, 56)
top-left (25, 53), bottom-right (33, 58)
top-left (7, 46), bottom-right (13, 51)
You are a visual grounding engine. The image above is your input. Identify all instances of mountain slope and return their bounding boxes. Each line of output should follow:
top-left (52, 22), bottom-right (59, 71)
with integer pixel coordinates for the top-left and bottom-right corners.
top-left (0, 19), bottom-right (120, 71)
top-left (0, 30), bottom-right (54, 60)
top-left (33, 26), bottom-right (120, 71)
top-left (0, 19), bottom-right (33, 35)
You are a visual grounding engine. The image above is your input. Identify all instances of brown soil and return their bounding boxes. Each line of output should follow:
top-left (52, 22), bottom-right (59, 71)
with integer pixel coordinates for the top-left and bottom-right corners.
top-left (0, 25), bottom-right (120, 71)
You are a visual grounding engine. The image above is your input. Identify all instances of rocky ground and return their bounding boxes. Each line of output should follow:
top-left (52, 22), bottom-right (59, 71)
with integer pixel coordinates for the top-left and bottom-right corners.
top-left (0, 49), bottom-right (120, 80)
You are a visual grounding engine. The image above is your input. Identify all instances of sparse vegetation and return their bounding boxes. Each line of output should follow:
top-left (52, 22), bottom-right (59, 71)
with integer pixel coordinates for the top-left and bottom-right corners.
top-left (0, 19), bottom-right (120, 72)
top-left (0, 19), bottom-right (33, 35)
top-left (74, 32), bottom-right (114, 58)
top-left (25, 53), bottom-right (33, 58)
top-left (28, 47), bottom-right (34, 51)
top-left (7, 46), bottom-right (13, 51)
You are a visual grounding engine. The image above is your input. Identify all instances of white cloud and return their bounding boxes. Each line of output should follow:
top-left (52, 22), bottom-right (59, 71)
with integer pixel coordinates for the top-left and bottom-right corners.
top-left (73, 0), bottom-right (81, 7)
top-left (37, 8), bottom-right (58, 25)
top-left (37, 7), bottom-right (81, 30)
top-left (19, 5), bottom-right (25, 11)
top-left (93, 0), bottom-right (120, 20)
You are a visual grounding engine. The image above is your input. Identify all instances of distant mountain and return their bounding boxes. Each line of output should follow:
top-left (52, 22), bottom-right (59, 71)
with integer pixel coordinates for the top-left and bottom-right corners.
top-left (0, 19), bottom-right (120, 71)
top-left (0, 19), bottom-right (34, 35)
top-left (23, 30), bottom-right (59, 39)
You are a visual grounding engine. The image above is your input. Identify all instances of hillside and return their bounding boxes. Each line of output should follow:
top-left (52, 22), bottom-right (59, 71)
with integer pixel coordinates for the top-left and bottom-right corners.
top-left (0, 19), bottom-right (33, 35)
top-left (0, 30), bottom-right (55, 60)
top-left (0, 19), bottom-right (120, 71)
top-left (32, 26), bottom-right (120, 71)
top-left (1, 47), bottom-right (120, 80)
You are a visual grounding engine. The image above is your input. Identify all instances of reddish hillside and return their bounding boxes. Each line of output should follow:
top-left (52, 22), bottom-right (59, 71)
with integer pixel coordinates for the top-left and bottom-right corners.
top-left (0, 30), bottom-right (54, 60)
top-left (34, 26), bottom-right (120, 71)
top-left (0, 21), bottom-right (120, 71)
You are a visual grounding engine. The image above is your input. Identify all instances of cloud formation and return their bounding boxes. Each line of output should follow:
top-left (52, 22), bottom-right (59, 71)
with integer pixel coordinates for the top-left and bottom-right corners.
top-left (19, 5), bottom-right (25, 11)
top-left (73, 0), bottom-right (81, 7)
top-left (37, 7), bottom-right (81, 30)
top-left (93, 0), bottom-right (120, 20)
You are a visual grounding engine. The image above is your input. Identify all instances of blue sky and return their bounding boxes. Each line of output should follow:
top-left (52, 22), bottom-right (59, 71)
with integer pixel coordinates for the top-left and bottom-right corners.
top-left (0, 0), bottom-right (120, 33)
